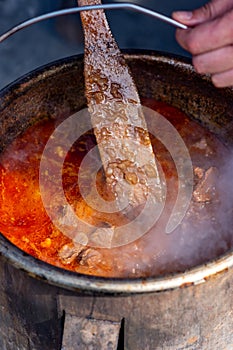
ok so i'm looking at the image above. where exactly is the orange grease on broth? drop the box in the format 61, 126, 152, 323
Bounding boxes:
0, 100, 229, 278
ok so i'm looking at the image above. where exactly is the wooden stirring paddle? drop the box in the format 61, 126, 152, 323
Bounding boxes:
78, 0, 163, 216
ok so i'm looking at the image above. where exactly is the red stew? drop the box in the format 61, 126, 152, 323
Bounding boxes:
0, 100, 231, 277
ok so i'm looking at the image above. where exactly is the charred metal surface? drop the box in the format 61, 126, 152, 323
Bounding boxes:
125, 51, 233, 146
0, 59, 86, 153
0, 51, 233, 349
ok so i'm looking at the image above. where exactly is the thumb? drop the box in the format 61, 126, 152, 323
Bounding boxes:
172, 0, 233, 26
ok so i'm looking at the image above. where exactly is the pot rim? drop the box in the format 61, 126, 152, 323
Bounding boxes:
0, 50, 232, 294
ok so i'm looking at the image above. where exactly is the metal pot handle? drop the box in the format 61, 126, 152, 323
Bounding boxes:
61, 312, 122, 350
0, 3, 187, 44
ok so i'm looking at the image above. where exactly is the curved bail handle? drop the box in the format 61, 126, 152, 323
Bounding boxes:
62, 313, 123, 350
0, 3, 187, 44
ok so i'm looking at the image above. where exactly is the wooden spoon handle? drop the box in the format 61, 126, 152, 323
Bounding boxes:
77, 0, 140, 105
77, 0, 163, 216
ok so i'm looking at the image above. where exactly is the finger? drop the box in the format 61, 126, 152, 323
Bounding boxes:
172, 0, 233, 26
175, 9, 233, 55
212, 69, 233, 87
193, 45, 233, 74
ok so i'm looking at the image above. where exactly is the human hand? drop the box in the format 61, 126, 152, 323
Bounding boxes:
172, 0, 233, 88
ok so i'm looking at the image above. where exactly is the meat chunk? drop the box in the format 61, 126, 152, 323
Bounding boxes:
58, 242, 84, 265
193, 167, 219, 203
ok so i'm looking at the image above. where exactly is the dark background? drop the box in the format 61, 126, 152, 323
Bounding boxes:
0, 0, 206, 89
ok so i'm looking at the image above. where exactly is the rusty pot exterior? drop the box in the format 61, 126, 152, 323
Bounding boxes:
0, 51, 233, 350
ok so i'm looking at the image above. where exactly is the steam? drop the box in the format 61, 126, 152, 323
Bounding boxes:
124, 150, 233, 277
104, 142, 233, 278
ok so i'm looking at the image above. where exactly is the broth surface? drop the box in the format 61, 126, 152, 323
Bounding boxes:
0, 100, 232, 278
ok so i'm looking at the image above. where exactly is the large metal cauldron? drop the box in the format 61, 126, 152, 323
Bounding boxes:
0, 51, 233, 350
